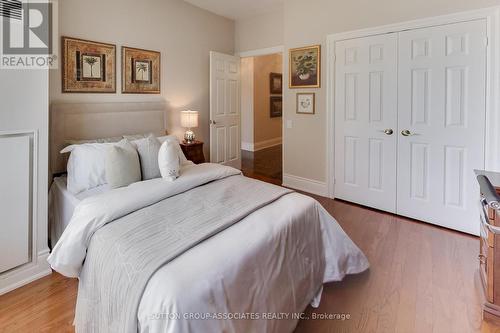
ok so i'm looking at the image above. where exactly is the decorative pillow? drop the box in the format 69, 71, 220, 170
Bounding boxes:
62, 143, 114, 195
158, 140, 180, 181
105, 139, 142, 189
132, 134, 162, 180
158, 135, 191, 166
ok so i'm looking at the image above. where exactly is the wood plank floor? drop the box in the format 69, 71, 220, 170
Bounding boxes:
1, 185, 500, 332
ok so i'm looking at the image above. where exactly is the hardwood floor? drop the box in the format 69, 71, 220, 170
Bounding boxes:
1, 181, 500, 332
241, 145, 282, 184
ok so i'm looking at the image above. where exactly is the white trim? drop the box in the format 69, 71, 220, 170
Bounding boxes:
326, 6, 500, 200
237, 45, 285, 58
241, 141, 254, 151
0, 250, 51, 296
283, 173, 329, 197
242, 137, 282, 152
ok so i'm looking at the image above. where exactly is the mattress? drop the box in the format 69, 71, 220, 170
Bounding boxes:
48, 176, 109, 248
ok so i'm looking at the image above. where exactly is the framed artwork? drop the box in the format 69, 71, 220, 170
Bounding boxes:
270, 96, 282, 118
296, 93, 315, 114
289, 45, 321, 88
270, 72, 282, 94
62, 37, 116, 93
122, 46, 161, 94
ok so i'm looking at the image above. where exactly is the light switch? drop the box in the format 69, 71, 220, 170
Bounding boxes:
286, 120, 293, 129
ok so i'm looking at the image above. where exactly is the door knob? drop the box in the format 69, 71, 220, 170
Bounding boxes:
382, 129, 394, 135
210, 120, 217, 125
401, 129, 412, 137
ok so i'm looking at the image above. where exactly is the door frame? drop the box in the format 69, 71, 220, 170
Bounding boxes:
237, 45, 286, 180
326, 6, 500, 198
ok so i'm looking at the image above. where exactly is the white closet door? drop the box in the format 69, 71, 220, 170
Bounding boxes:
397, 20, 487, 235
334, 33, 398, 212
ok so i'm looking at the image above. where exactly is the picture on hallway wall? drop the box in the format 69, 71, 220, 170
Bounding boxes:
270, 72, 282, 94
62, 37, 116, 93
270, 96, 282, 118
296, 93, 315, 114
122, 46, 161, 94
289, 45, 321, 88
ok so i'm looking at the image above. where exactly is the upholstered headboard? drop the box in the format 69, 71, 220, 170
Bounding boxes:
50, 101, 168, 174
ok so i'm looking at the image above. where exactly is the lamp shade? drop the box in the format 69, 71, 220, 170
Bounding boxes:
180, 110, 199, 128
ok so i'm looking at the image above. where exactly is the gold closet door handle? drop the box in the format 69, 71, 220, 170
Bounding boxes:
383, 129, 394, 135
401, 129, 412, 137
479, 254, 487, 264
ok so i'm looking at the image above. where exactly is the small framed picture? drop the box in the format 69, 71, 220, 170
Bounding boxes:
62, 36, 116, 93
296, 93, 315, 114
270, 96, 282, 118
122, 46, 160, 94
269, 72, 282, 94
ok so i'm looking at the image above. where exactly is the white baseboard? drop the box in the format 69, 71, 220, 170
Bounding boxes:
0, 250, 52, 295
283, 173, 329, 197
241, 141, 254, 151
242, 137, 282, 152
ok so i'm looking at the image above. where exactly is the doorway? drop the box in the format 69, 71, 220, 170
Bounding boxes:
240, 52, 283, 185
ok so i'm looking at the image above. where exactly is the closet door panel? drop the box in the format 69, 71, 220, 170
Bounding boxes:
334, 33, 398, 212
397, 20, 487, 235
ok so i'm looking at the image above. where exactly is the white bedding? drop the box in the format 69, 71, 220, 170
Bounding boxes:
48, 164, 369, 332
48, 177, 109, 248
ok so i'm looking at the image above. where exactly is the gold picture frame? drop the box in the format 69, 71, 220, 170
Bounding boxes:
122, 46, 161, 94
62, 36, 116, 93
289, 45, 321, 89
296, 93, 315, 114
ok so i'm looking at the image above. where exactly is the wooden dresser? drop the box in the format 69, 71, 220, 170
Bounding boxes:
476, 170, 500, 323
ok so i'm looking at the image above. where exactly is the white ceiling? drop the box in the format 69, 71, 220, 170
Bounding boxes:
183, 0, 283, 20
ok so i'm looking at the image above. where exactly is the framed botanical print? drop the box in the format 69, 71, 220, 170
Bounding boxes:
296, 93, 315, 114
270, 96, 282, 118
122, 46, 160, 94
289, 45, 321, 88
270, 72, 282, 94
62, 37, 116, 93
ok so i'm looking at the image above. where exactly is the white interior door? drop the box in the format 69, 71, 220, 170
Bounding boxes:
334, 33, 398, 212
210, 51, 241, 169
397, 20, 487, 235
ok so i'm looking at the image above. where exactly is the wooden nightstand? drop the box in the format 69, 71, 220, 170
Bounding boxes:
180, 140, 205, 164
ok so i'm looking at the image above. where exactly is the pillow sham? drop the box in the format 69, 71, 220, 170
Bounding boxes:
132, 134, 162, 180
105, 139, 142, 189
63, 143, 113, 195
158, 140, 180, 181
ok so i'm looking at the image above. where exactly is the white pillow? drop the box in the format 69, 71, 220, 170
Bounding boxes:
105, 139, 142, 189
132, 134, 162, 180
158, 135, 191, 165
158, 140, 180, 181
63, 143, 113, 194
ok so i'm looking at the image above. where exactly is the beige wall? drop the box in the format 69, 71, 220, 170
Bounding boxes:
235, 6, 284, 52
253, 54, 282, 144
49, 0, 234, 159
278, 0, 500, 183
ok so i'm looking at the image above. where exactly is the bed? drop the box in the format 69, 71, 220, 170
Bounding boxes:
48, 102, 369, 333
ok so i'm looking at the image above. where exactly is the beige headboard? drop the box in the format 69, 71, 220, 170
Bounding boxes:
50, 101, 168, 174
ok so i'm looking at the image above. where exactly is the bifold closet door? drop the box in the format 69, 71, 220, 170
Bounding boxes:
397, 20, 487, 235
334, 33, 398, 212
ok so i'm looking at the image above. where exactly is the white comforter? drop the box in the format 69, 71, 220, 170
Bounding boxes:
48, 164, 369, 333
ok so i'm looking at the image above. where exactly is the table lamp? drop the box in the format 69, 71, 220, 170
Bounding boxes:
180, 110, 199, 143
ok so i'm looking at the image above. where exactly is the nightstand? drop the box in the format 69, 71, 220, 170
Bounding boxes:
180, 140, 205, 164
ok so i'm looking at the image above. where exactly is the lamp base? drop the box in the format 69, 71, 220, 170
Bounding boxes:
184, 130, 195, 144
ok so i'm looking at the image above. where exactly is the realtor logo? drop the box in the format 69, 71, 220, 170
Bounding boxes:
0, 0, 58, 69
